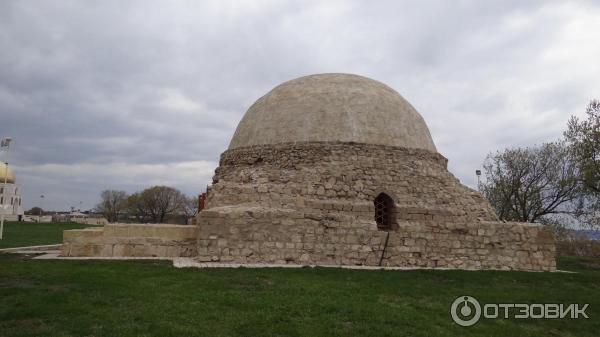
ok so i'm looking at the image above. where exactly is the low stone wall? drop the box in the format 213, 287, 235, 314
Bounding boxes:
73, 217, 109, 226
62, 223, 198, 257
197, 206, 556, 271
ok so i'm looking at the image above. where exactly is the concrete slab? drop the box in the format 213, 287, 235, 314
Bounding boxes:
0, 244, 62, 253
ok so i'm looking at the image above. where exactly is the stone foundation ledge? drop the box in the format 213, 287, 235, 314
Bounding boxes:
176, 260, 565, 272
27, 255, 570, 273
62, 223, 198, 257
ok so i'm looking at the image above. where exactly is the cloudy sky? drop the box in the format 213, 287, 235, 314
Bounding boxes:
1, 0, 599, 211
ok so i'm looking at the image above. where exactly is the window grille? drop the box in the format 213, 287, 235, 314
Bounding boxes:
374, 193, 394, 230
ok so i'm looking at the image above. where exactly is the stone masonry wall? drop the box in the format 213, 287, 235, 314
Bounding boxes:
198, 207, 555, 270
197, 142, 556, 271
62, 224, 197, 257
209, 142, 497, 222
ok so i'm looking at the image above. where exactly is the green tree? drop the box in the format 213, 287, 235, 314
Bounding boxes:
126, 192, 150, 223
565, 99, 600, 228
481, 142, 580, 223
26, 207, 43, 215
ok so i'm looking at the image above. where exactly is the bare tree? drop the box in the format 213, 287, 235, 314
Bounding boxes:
180, 195, 199, 219
96, 190, 128, 223
138, 186, 187, 223
481, 142, 580, 223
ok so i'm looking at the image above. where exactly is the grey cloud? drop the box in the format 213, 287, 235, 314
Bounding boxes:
1, 0, 598, 210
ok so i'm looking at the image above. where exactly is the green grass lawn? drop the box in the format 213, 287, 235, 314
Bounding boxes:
0, 221, 94, 249
0, 255, 598, 337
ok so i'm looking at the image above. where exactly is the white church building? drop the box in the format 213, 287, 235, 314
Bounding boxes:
1, 162, 24, 221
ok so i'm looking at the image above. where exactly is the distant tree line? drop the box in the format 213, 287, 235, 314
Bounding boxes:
480, 99, 600, 230
96, 186, 198, 224
25, 207, 44, 215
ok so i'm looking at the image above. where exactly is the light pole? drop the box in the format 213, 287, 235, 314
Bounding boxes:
0, 136, 12, 240
39, 195, 44, 221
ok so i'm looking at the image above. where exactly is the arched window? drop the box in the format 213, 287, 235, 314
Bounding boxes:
374, 193, 394, 230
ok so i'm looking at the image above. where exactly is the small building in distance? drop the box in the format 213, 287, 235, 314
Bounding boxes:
0, 162, 24, 221
53, 211, 108, 225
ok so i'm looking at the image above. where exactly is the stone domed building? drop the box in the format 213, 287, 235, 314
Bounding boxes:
196, 73, 556, 271
62, 73, 555, 271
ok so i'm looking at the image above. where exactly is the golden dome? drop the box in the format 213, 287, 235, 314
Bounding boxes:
0, 162, 15, 184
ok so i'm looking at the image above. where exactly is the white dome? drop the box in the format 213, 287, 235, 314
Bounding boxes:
229, 73, 436, 152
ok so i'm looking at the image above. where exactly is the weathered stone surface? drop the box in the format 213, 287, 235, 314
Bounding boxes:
196, 142, 556, 271
229, 73, 437, 152
62, 224, 198, 257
